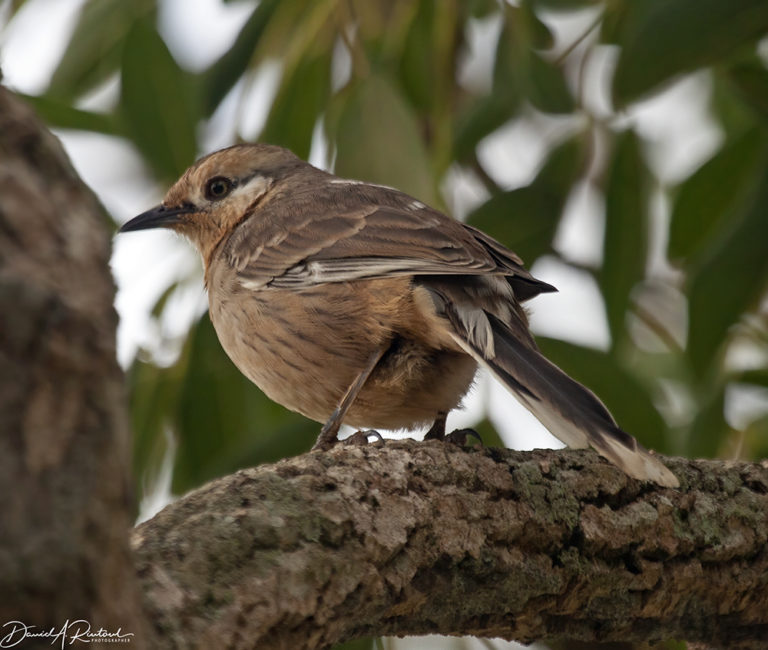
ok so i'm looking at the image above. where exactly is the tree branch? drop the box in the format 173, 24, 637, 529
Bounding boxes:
133, 441, 768, 649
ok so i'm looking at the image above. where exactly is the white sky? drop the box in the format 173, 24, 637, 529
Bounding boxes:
1, 0, 746, 457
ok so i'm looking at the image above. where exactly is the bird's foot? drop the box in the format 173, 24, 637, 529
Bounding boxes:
313, 420, 383, 450
444, 428, 483, 447
343, 429, 384, 446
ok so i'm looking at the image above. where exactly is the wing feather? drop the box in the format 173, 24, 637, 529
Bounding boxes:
223, 183, 553, 294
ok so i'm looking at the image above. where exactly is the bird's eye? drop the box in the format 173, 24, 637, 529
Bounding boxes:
205, 176, 234, 201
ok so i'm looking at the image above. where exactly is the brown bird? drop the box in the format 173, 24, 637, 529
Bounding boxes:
120, 143, 678, 487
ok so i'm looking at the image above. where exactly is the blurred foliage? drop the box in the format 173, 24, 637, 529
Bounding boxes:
5, 0, 768, 603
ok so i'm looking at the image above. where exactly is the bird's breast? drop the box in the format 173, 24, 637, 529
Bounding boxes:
206, 268, 476, 429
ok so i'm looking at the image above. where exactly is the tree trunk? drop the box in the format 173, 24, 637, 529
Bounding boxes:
0, 87, 146, 646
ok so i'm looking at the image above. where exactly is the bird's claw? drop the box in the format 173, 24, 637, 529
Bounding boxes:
343, 429, 384, 446
444, 428, 483, 447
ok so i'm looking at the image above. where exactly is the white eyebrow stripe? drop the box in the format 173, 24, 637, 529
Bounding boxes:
231, 174, 271, 199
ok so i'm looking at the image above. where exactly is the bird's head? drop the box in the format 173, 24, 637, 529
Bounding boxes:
119, 143, 305, 261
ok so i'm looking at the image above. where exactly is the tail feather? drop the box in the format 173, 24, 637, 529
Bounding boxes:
443, 304, 678, 488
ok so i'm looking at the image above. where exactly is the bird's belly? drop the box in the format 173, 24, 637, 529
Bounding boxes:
208, 279, 476, 430
345, 338, 477, 430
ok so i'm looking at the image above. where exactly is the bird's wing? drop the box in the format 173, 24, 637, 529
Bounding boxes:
272, 206, 500, 287
225, 197, 553, 297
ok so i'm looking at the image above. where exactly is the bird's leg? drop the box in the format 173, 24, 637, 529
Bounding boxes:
423, 412, 447, 440
424, 412, 483, 447
312, 347, 388, 450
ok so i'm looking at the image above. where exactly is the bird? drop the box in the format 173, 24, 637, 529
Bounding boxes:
119, 143, 678, 488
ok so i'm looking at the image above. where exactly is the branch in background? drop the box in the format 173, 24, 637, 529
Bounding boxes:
133, 441, 768, 649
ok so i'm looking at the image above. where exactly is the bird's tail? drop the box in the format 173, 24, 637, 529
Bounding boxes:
443, 303, 678, 487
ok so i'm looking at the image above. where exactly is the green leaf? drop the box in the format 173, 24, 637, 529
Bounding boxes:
743, 413, 768, 461
466, 187, 558, 265
492, 6, 530, 94
736, 369, 768, 390
17, 93, 120, 135
668, 127, 768, 265
600, 1, 629, 46
260, 50, 331, 160
600, 131, 650, 348
120, 20, 199, 181
47, 0, 155, 100
726, 60, 768, 125
536, 337, 670, 452
172, 317, 316, 493
399, 0, 456, 115
515, 4, 563, 101
252, 0, 337, 94
520, 1, 555, 51
6, 0, 31, 18
710, 70, 764, 138
454, 92, 522, 162
684, 387, 728, 458
401, 0, 459, 172
329, 75, 438, 205
464, 0, 499, 19
203, 0, 336, 121
612, 0, 768, 106
473, 417, 506, 450
467, 136, 585, 264
687, 168, 768, 375
454, 6, 528, 161
128, 355, 184, 503
200, 0, 281, 116
150, 281, 180, 319
454, 5, 570, 160
527, 52, 574, 115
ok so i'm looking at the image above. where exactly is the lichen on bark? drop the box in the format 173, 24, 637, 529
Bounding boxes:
133, 441, 768, 649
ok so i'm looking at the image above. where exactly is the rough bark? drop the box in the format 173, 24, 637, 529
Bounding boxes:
0, 87, 146, 644
133, 442, 768, 649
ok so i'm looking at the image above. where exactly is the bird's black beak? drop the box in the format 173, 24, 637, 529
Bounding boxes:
119, 204, 194, 232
